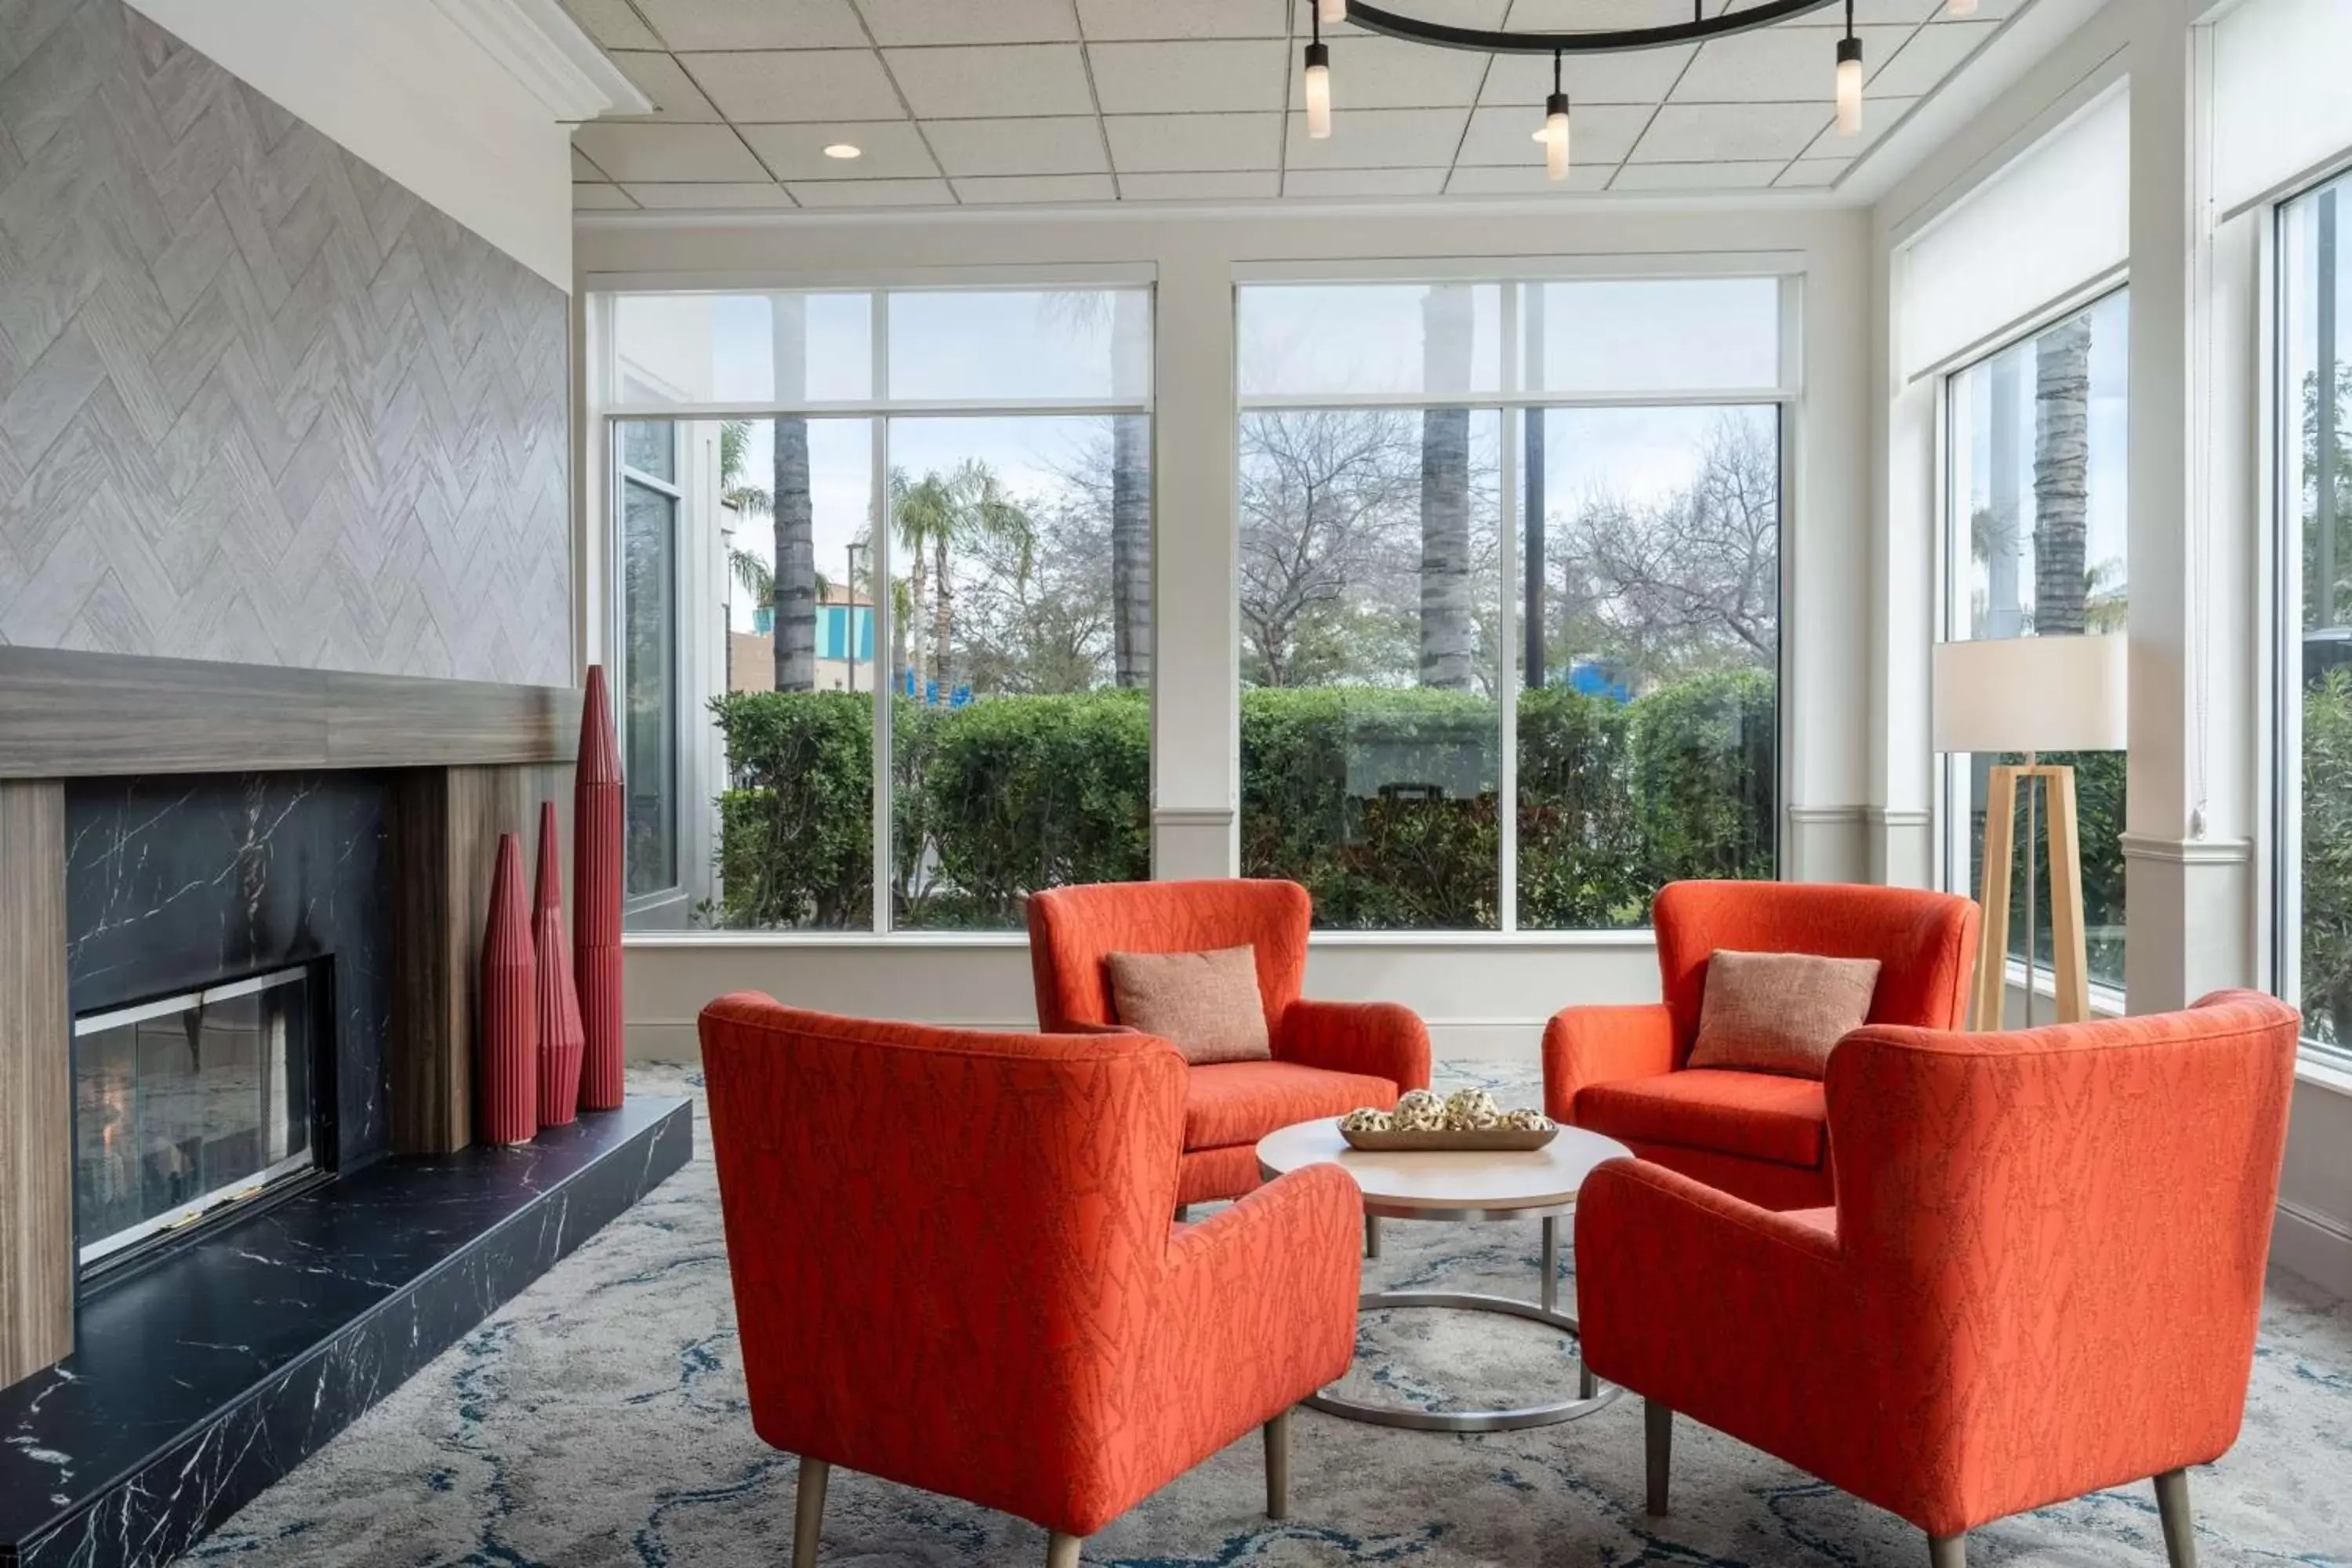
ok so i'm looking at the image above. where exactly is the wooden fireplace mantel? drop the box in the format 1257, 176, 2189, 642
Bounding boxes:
0, 646, 582, 776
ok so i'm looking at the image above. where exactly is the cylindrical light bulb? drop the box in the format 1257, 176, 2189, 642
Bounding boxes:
1318, 0, 1346, 22
1948, 0, 1978, 13
1835, 37, 1864, 136
1543, 91, 1570, 183
1305, 42, 1331, 140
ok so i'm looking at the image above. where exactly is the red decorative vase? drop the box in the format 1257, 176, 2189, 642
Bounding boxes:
479, 831, 539, 1145
575, 664, 626, 1111
534, 801, 586, 1127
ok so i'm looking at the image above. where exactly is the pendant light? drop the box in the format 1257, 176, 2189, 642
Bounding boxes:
1948, 0, 1979, 13
1318, 0, 1346, 20
1834, 0, 1863, 137
1541, 50, 1570, 183
1304, 1, 1333, 140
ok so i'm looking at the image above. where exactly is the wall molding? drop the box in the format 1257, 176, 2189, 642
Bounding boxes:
2117, 833, 2256, 866
1787, 804, 1866, 825
429, 0, 651, 122
2274, 1196, 2352, 1301
1153, 806, 1236, 827
1864, 806, 1933, 827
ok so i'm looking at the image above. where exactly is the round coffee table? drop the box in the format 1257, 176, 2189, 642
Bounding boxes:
1255, 1116, 1633, 1433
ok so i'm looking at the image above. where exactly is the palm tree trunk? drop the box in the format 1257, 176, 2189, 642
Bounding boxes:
771, 295, 817, 690
1110, 289, 1152, 688
932, 535, 953, 691
2033, 316, 2092, 636
1419, 284, 1475, 690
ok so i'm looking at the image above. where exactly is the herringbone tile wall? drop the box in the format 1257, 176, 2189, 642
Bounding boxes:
0, 0, 572, 684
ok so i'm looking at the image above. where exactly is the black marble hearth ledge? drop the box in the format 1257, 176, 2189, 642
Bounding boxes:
0, 1098, 692, 1568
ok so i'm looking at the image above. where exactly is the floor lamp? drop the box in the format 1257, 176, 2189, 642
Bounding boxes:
1933, 634, 2127, 1029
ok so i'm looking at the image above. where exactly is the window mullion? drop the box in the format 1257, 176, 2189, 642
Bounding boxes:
1498, 286, 1520, 935
870, 299, 893, 936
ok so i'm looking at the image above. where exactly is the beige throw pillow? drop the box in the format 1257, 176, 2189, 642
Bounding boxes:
1105, 946, 1271, 1066
1686, 949, 1881, 1080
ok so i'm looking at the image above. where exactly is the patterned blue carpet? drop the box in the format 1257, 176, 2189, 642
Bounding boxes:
194, 1063, 2352, 1566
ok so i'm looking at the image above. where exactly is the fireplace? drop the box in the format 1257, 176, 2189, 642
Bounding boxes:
73, 964, 327, 1278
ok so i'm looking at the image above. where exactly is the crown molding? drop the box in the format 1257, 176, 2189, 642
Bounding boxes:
2116, 832, 2255, 866
430, 0, 651, 122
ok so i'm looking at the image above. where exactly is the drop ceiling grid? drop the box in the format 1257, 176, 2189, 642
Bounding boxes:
564, 0, 2022, 211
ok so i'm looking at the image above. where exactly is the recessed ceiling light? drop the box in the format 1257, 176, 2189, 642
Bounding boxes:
823, 143, 862, 160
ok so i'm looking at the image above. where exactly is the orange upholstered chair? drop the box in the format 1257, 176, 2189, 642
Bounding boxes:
1544, 880, 1979, 1210
1575, 989, 2299, 1568
699, 994, 1362, 1568
1027, 879, 1432, 1208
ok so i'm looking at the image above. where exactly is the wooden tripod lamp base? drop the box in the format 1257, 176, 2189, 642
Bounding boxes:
1971, 761, 2091, 1029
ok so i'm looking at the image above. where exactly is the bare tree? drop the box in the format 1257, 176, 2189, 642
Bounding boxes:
1238, 409, 1420, 687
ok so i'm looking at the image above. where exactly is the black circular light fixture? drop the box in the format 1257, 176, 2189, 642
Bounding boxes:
1301, 0, 1970, 173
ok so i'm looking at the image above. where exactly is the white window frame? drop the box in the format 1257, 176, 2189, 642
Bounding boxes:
594, 277, 1156, 939
1229, 267, 1799, 935
614, 418, 687, 920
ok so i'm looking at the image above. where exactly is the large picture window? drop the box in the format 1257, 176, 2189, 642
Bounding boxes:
1234, 278, 1786, 931
2279, 172, 2352, 1066
605, 287, 1152, 933
1941, 289, 2130, 990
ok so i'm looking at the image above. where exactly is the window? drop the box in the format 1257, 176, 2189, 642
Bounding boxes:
2279, 172, 2352, 1066
1941, 289, 2130, 989
606, 287, 1152, 933
1234, 278, 1785, 931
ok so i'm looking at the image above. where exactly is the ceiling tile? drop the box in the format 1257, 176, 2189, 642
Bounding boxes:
1445, 161, 1614, 194
572, 146, 610, 180
739, 120, 939, 179
681, 50, 905, 121
622, 181, 797, 207
1116, 169, 1283, 198
1283, 167, 1452, 197
1611, 158, 1786, 189
1505, 0, 1715, 25
1283, 107, 1470, 169
1866, 19, 2000, 98
883, 44, 1098, 117
924, 116, 1109, 176
1340, 0, 1507, 30
1671, 24, 1911, 102
633, 0, 869, 49
1629, 100, 1828, 161
1103, 112, 1282, 172
1479, 45, 1695, 107
953, 173, 1120, 203
1457, 102, 1646, 166
855, 0, 1080, 45
605, 52, 724, 121
1089, 40, 1290, 114
1798, 94, 1916, 156
1283, 34, 1490, 110
786, 177, 958, 206
1766, 0, 1946, 24
560, 0, 662, 50
571, 122, 770, 181
572, 183, 641, 209
1774, 157, 1852, 187
1077, 0, 1287, 39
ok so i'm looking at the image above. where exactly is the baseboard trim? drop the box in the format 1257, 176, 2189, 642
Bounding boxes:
2274, 1197, 2352, 1300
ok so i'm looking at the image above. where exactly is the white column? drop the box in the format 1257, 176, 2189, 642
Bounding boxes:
1149, 238, 1240, 880
2122, 0, 2257, 1011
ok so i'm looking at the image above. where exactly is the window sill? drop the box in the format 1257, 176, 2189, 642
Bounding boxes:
2296, 1054, 2352, 1100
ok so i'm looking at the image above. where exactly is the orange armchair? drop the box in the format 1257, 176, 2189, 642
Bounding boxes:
1027, 879, 1432, 1207
699, 995, 1362, 1567
1544, 879, 1980, 1210
1574, 990, 2299, 1568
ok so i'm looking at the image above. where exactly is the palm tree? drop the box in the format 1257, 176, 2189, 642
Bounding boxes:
929, 462, 1035, 688
2032, 314, 2092, 635
890, 466, 954, 690
771, 296, 818, 690
1040, 291, 1152, 688
1419, 283, 1476, 689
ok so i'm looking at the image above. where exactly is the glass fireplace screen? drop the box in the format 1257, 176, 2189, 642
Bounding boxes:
74, 965, 317, 1272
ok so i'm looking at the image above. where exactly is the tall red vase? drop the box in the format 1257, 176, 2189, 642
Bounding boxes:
575, 664, 626, 1111
479, 831, 539, 1145
534, 801, 586, 1127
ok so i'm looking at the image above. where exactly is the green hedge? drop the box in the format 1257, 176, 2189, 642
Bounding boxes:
708, 673, 1780, 931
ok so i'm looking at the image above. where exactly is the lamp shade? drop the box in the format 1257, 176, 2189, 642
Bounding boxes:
1933, 634, 2127, 754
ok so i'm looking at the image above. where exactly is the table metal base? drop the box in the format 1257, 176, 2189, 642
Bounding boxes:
1307, 1214, 1621, 1432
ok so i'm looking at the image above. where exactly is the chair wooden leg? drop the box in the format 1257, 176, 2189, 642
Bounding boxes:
1365, 1214, 1381, 1258
1174, 1203, 1190, 1223
1643, 1399, 1671, 1516
2154, 1468, 2198, 1568
1263, 1408, 1291, 1520
1046, 1531, 1083, 1568
792, 1457, 829, 1568
1927, 1533, 1966, 1568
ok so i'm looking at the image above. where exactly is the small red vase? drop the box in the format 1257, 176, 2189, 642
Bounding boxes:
533, 802, 586, 1127
574, 665, 625, 1112
479, 831, 539, 1145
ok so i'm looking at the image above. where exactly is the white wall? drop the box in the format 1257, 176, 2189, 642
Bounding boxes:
577, 198, 1875, 1064
127, 0, 582, 289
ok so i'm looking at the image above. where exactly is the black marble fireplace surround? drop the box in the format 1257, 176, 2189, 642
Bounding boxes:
0, 774, 691, 1568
